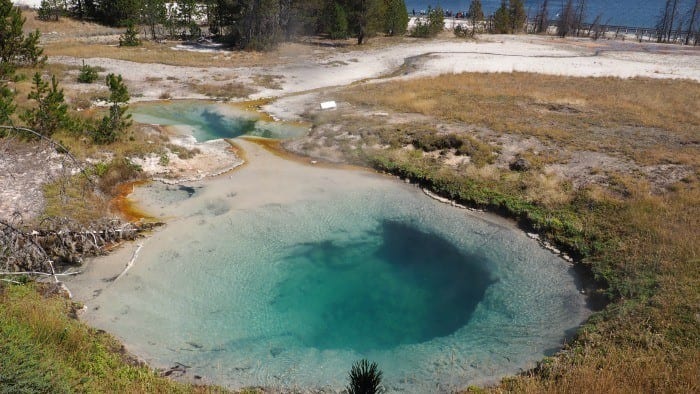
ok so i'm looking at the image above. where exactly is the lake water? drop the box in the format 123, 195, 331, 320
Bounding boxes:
74, 118, 591, 392
407, 0, 696, 28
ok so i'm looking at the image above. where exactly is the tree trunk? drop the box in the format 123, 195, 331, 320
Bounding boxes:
658, 0, 671, 42
686, 0, 699, 45
668, 0, 679, 42
575, 0, 586, 36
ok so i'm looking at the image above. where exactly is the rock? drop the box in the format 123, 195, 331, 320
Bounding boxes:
509, 157, 531, 172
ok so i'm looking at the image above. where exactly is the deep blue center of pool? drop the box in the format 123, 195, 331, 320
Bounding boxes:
272, 220, 494, 352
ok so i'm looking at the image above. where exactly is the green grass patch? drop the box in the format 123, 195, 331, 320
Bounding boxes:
0, 283, 228, 393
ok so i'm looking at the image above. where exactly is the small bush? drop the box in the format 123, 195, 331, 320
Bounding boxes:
166, 143, 200, 159
159, 153, 170, 166
454, 24, 472, 38
77, 61, 99, 83
411, 132, 495, 164
412, 132, 463, 151
410, 6, 444, 38
97, 157, 143, 195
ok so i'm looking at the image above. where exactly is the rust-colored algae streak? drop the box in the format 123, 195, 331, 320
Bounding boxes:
242, 136, 368, 171
110, 180, 152, 222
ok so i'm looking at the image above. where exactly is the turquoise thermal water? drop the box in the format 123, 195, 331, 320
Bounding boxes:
84, 172, 589, 392
130, 101, 307, 141
82, 107, 589, 391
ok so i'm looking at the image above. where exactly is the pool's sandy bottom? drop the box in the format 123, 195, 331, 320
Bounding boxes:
69, 139, 590, 393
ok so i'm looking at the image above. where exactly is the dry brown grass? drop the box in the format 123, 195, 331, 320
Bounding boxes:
21, 9, 122, 37
342, 73, 700, 166
43, 40, 291, 68
42, 175, 107, 224
495, 346, 700, 393
42, 36, 413, 69
494, 180, 700, 393
251, 74, 284, 90
188, 81, 256, 99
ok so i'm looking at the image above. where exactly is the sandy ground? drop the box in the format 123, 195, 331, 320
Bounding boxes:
2, 33, 698, 222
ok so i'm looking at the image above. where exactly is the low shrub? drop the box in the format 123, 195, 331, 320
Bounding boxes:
77, 61, 99, 83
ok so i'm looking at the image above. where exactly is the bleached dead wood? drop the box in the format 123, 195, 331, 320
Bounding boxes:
1, 217, 158, 272
0, 271, 81, 277
114, 243, 143, 282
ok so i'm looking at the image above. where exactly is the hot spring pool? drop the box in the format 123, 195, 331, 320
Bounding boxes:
131, 101, 308, 141
73, 138, 589, 392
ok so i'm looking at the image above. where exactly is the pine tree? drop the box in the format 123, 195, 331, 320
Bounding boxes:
20, 73, 69, 137
427, 5, 444, 35
326, 1, 349, 39
409, 5, 443, 37
509, 0, 526, 33
0, 0, 45, 78
493, 0, 511, 33
240, 0, 282, 50
37, 0, 65, 22
119, 20, 141, 46
468, 0, 484, 34
383, 0, 408, 36
534, 0, 549, 34
345, 0, 383, 44
77, 60, 99, 83
95, 0, 140, 26
1, 0, 44, 127
573, 0, 587, 36
0, 82, 14, 125
140, 0, 166, 40
93, 74, 131, 144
